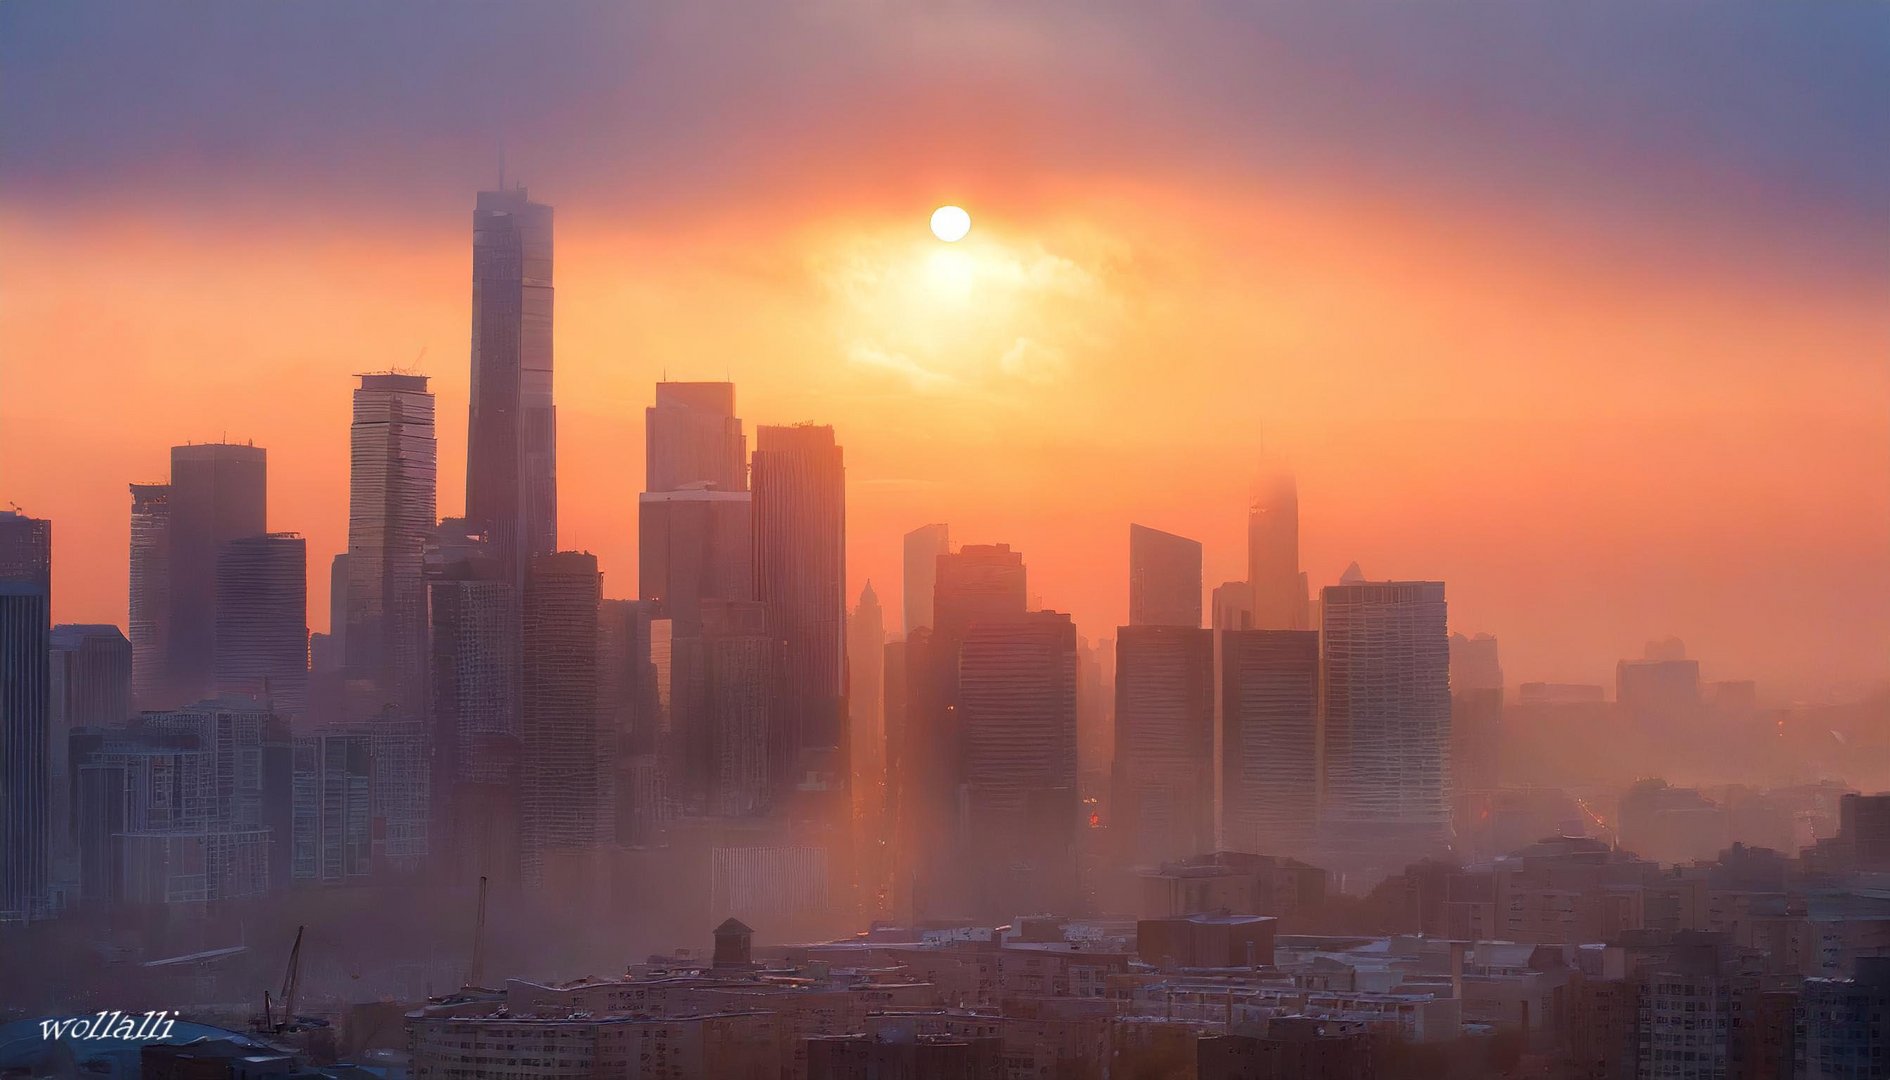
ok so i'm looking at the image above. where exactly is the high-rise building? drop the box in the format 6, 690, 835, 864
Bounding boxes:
959, 610, 1079, 917
1247, 472, 1308, 631
49, 625, 131, 889
1221, 629, 1319, 856
638, 490, 753, 633
599, 598, 674, 844
934, 544, 1027, 641
848, 581, 885, 807
214, 533, 308, 718
674, 599, 773, 818
465, 187, 556, 591
292, 730, 373, 885
0, 510, 52, 919
1319, 576, 1450, 840
426, 519, 521, 884
751, 423, 847, 805
127, 483, 172, 710
1211, 581, 1255, 631
167, 442, 267, 705
646, 382, 747, 493
902, 523, 950, 637
1128, 524, 1203, 628
1449, 632, 1504, 798
345, 372, 437, 717
140, 697, 285, 903
1113, 625, 1215, 866
521, 551, 601, 883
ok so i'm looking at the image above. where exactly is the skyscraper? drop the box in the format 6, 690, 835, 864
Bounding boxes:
1449, 632, 1504, 797
127, 483, 171, 711
0, 510, 52, 919
1211, 580, 1255, 631
345, 372, 437, 717
1221, 629, 1320, 856
902, 523, 950, 637
677, 599, 773, 818
959, 610, 1079, 917
521, 551, 601, 883
848, 581, 885, 805
167, 442, 267, 705
639, 490, 753, 632
645, 381, 747, 493
1247, 472, 1308, 631
50, 625, 131, 887
214, 532, 309, 718
1319, 576, 1450, 841
465, 187, 556, 590
752, 423, 847, 805
426, 520, 521, 884
1113, 625, 1215, 866
1128, 523, 1203, 628
934, 543, 1028, 641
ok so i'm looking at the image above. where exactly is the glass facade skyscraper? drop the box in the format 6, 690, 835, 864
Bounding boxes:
346, 372, 437, 718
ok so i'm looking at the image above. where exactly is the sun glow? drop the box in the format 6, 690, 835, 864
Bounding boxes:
930, 205, 971, 242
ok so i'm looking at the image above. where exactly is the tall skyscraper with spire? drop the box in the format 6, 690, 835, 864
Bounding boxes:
345, 373, 437, 717
752, 423, 848, 807
1247, 472, 1308, 630
465, 187, 556, 590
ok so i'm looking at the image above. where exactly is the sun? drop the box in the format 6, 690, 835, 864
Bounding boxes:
930, 205, 971, 243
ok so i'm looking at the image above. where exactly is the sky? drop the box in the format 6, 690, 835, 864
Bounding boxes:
2, 1, 1887, 696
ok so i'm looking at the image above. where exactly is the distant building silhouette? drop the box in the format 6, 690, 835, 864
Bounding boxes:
1113, 625, 1215, 867
166, 442, 266, 706
426, 520, 521, 884
521, 551, 601, 884
645, 382, 747, 493
1247, 473, 1308, 630
959, 610, 1079, 917
1449, 633, 1504, 798
676, 599, 773, 817
902, 523, 950, 637
1128, 524, 1203, 628
1220, 629, 1320, 857
127, 483, 171, 710
1212, 580, 1256, 631
213, 533, 308, 718
1319, 575, 1450, 843
465, 187, 556, 591
49, 624, 130, 891
752, 423, 848, 808
848, 581, 885, 818
0, 509, 52, 919
344, 373, 437, 718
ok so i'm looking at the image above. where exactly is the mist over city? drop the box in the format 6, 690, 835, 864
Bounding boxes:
2, 3, 1888, 1079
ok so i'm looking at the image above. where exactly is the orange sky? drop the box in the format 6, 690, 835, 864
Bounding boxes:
2, 165, 1885, 696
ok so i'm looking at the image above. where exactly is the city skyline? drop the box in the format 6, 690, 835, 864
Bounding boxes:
2, 4, 1887, 694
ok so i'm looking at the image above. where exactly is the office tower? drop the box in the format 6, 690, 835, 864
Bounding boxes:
426, 520, 521, 883
49, 625, 131, 887
1320, 576, 1451, 840
345, 372, 437, 717
292, 731, 373, 885
1247, 472, 1308, 630
328, 553, 349, 665
128, 483, 172, 710
902, 523, 950, 637
1113, 625, 1215, 866
848, 581, 885, 800
521, 551, 601, 883
673, 599, 773, 817
167, 442, 267, 705
371, 719, 431, 876
934, 543, 1028, 640
1221, 629, 1320, 856
1128, 524, 1203, 628
1449, 632, 1504, 797
0, 510, 52, 919
646, 382, 747, 493
1212, 581, 1256, 631
214, 532, 308, 718
751, 423, 848, 804
140, 699, 284, 902
465, 187, 556, 590
600, 598, 674, 844
958, 610, 1079, 916
639, 490, 753, 632
1617, 645, 1702, 724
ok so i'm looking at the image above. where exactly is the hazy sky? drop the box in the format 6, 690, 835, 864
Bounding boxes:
3, 1, 1886, 695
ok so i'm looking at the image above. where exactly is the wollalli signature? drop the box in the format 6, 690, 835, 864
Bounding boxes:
38, 1012, 178, 1042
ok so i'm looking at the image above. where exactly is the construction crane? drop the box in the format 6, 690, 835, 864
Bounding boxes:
258, 926, 306, 1034
468, 876, 488, 988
